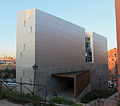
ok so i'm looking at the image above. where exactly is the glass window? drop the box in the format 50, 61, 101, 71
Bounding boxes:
86, 37, 90, 42
86, 42, 91, 48
85, 37, 92, 63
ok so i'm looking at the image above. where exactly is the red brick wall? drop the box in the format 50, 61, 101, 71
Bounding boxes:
115, 0, 120, 92
108, 48, 117, 77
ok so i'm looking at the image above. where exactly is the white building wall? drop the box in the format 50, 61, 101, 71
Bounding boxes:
16, 9, 36, 84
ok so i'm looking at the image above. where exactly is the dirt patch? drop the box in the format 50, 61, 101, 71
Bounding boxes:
0, 100, 23, 106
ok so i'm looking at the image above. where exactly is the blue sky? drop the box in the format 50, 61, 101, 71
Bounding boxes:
0, 0, 116, 56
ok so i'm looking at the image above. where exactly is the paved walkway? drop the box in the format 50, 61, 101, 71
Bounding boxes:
88, 92, 118, 106
101, 92, 118, 106
0, 100, 23, 106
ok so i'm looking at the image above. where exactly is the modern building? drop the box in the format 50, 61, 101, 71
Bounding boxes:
108, 48, 118, 83
16, 9, 108, 99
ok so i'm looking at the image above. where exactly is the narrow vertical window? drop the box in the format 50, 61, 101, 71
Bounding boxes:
30, 26, 32, 33
20, 78, 22, 82
24, 44, 25, 50
24, 21, 26, 27
85, 37, 93, 63
23, 71, 25, 77
20, 52, 22, 59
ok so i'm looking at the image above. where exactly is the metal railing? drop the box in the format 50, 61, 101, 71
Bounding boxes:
0, 80, 47, 103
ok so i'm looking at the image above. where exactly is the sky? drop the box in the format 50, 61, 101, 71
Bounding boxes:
0, 0, 117, 56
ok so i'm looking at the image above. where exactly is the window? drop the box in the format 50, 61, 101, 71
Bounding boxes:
20, 78, 22, 83
86, 42, 91, 48
85, 37, 90, 42
24, 21, 26, 27
85, 37, 92, 63
30, 79, 32, 83
23, 71, 25, 77
30, 26, 32, 33
86, 52, 92, 62
20, 52, 22, 59
24, 44, 25, 50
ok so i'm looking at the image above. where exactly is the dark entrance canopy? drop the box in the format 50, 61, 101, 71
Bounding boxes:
52, 70, 90, 98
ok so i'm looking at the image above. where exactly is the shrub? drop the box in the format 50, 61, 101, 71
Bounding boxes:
48, 97, 74, 105
48, 97, 82, 106
0, 90, 43, 105
81, 90, 117, 103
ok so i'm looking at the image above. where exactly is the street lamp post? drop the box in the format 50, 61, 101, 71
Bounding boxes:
32, 63, 38, 94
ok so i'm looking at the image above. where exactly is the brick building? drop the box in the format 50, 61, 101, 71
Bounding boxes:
115, 0, 120, 92
108, 48, 118, 82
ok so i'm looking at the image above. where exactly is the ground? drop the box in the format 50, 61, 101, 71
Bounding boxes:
0, 100, 23, 106
88, 92, 118, 106
0, 92, 118, 106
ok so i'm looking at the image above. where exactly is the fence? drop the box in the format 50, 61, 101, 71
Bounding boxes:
0, 80, 47, 103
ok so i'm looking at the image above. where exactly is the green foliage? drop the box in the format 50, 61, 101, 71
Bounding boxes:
0, 90, 83, 106
48, 97, 74, 105
0, 90, 43, 105
81, 90, 117, 103
48, 97, 82, 106
117, 102, 120, 106
0, 68, 16, 79
71, 104, 82, 106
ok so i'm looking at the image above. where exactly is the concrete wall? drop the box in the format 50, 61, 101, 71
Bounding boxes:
16, 9, 36, 84
90, 64, 108, 90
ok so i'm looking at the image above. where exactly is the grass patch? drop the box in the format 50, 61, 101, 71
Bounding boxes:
48, 97, 82, 106
0, 90, 82, 106
0, 90, 43, 105
81, 89, 117, 103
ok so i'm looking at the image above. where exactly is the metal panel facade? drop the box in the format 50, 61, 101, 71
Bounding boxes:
93, 32, 108, 64
35, 9, 86, 67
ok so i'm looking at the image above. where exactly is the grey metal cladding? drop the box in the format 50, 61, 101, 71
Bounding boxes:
93, 32, 107, 64
35, 9, 86, 67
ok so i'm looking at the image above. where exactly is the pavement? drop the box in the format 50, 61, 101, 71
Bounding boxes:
100, 92, 118, 106
88, 92, 118, 106
0, 100, 23, 106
